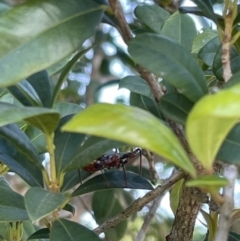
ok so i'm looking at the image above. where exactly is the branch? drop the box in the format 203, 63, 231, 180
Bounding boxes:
94, 171, 184, 235
108, 0, 163, 101
214, 165, 237, 241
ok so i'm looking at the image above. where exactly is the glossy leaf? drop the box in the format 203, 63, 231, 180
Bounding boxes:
54, 102, 84, 118
52, 48, 91, 106
198, 36, 220, 66
27, 228, 50, 240
0, 0, 103, 88
192, 29, 218, 53
186, 86, 240, 170
159, 93, 194, 125
24, 187, 66, 222
161, 11, 197, 52
0, 176, 29, 221
50, 218, 102, 241
128, 34, 208, 102
217, 124, 240, 164
62, 103, 196, 177
0, 124, 44, 187
213, 45, 240, 82
134, 4, 170, 34
71, 171, 153, 197
27, 70, 53, 108
119, 76, 154, 100
7, 80, 43, 107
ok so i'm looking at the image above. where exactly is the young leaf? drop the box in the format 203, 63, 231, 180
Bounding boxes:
128, 33, 208, 102
186, 86, 240, 170
161, 11, 197, 52
24, 187, 66, 222
0, 0, 103, 88
170, 178, 184, 215
0, 176, 29, 221
71, 171, 153, 197
62, 103, 196, 177
134, 4, 170, 34
50, 219, 102, 241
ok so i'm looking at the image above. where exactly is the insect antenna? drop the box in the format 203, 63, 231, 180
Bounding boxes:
78, 169, 83, 185
122, 164, 128, 187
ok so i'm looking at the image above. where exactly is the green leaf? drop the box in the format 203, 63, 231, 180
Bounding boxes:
27, 71, 53, 108
192, 29, 218, 53
159, 93, 194, 125
50, 218, 102, 241
161, 11, 197, 52
134, 4, 170, 34
92, 189, 128, 240
71, 171, 153, 197
52, 48, 91, 106
8, 80, 43, 107
0, 0, 103, 88
0, 176, 29, 221
170, 178, 184, 215
213, 45, 240, 81
24, 187, 66, 222
62, 203, 75, 216
62, 103, 196, 177
27, 228, 50, 240
54, 102, 84, 118
198, 36, 220, 66
217, 123, 240, 164
228, 231, 240, 241
223, 71, 240, 89
200, 209, 216, 241
186, 176, 229, 189
186, 86, 240, 170
0, 102, 60, 134
128, 33, 208, 102
0, 124, 44, 187
119, 76, 154, 100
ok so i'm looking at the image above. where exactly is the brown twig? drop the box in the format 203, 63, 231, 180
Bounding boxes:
214, 165, 237, 241
94, 171, 184, 235
108, 0, 163, 101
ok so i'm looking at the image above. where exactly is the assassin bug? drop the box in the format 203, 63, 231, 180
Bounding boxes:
81, 148, 142, 186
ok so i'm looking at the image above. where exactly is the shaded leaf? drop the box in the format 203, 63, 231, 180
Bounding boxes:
62, 103, 196, 177
119, 76, 154, 100
27, 228, 50, 240
170, 178, 183, 215
54, 102, 84, 118
186, 86, 240, 170
63, 203, 75, 216
228, 231, 240, 241
161, 11, 197, 52
230, 209, 240, 225
134, 4, 170, 34
72, 171, 154, 197
128, 34, 208, 102
159, 93, 194, 125
200, 209, 216, 241
25, 187, 66, 222
50, 218, 102, 241
223, 71, 240, 89
0, 0, 103, 88
0, 176, 29, 221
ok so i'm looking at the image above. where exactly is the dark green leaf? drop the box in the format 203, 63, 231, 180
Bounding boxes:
128, 34, 208, 102
71, 171, 153, 197
198, 36, 220, 66
223, 71, 240, 89
25, 187, 66, 222
62, 203, 75, 216
0, 124, 44, 187
217, 124, 240, 163
62, 103, 196, 177
27, 71, 53, 108
134, 4, 170, 34
54, 102, 84, 118
50, 219, 102, 241
129, 92, 146, 109
8, 80, 43, 107
0, 176, 29, 221
0, 0, 103, 88
161, 11, 197, 52
159, 93, 194, 125
228, 231, 240, 241
119, 76, 154, 100
213, 45, 240, 81
27, 228, 50, 240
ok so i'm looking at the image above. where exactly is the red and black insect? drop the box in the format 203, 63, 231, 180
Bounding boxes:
81, 148, 142, 186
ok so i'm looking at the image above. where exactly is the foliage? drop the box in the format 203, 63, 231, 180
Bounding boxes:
0, 0, 240, 240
